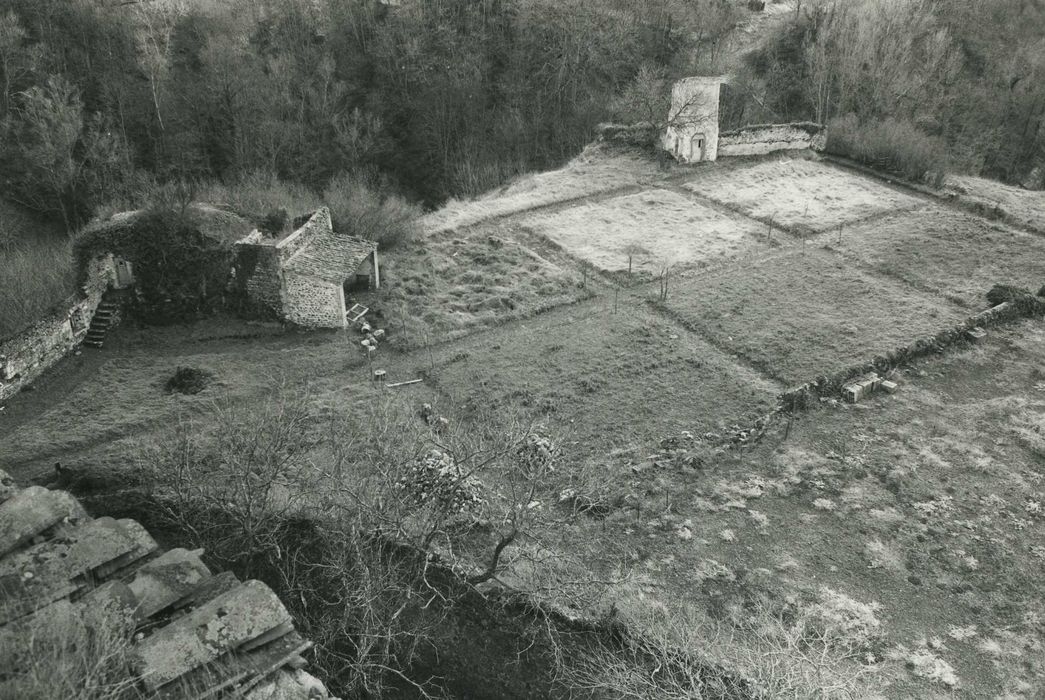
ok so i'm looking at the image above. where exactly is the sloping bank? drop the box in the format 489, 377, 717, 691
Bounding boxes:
73, 487, 760, 699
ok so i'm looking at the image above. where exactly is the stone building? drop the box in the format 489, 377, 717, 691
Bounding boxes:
234, 207, 380, 329
663, 76, 726, 163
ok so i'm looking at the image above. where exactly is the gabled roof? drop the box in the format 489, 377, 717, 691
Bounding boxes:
282, 210, 376, 283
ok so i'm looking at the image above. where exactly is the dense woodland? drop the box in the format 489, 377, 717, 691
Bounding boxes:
1, 0, 1044, 335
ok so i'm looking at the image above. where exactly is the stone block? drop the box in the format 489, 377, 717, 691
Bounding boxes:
0, 469, 18, 504
135, 579, 295, 692
0, 517, 156, 622
129, 548, 211, 619
967, 326, 987, 343
881, 380, 899, 394
0, 487, 86, 558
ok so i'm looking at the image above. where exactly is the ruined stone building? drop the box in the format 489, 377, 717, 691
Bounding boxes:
663, 76, 725, 163
234, 207, 380, 329
663, 76, 825, 162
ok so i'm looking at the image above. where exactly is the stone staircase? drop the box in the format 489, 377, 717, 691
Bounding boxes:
0, 469, 339, 699
83, 296, 121, 348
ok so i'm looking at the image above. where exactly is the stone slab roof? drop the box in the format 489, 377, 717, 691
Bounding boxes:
0, 469, 339, 699
276, 208, 377, 284
284, 230, 377, 284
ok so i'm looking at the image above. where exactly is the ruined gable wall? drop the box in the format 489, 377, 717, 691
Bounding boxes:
0, 255, 114, 401
277, 208, 333, 265
283, 273, 344, 328
234, 243, 285, 319
718, 123, 825, 157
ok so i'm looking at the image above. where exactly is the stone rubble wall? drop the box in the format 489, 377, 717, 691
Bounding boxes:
0, 255, 115, 402
713, 295, 1045, 449
277, 208, 333, 263
0, 470, 339, 700
236, 243, 286, 319
283, 273, 344, 328
718, 123, 826, 158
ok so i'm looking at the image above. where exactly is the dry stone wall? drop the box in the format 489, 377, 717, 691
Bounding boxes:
718, 123, 825, 158
0, 255, 114, 402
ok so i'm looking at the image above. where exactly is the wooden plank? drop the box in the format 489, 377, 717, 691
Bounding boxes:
386, 378, 423, 388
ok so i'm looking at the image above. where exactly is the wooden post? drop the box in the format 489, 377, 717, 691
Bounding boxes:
614, 286, 619, 314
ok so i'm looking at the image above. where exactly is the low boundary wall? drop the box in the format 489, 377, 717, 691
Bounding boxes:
0, 255, 114, 402
721, 294, 1045, 447
718, 122, 825, 158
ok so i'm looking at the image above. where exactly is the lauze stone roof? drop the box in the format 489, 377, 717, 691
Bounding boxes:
0, 469, 338, 699
282, 209, 376, 284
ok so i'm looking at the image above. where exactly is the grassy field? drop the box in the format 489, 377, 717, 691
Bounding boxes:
422, 143, 668, 233
5, 146, 1045, 698
374, 220, 587, 346
946, 175, 1045, 234
686, 157, 924, 234
519, 188, 771, 274
531, 320, 1045, 699
817, 206, 1045, 308
419, 298, 781, 459
661, 247, 968, 385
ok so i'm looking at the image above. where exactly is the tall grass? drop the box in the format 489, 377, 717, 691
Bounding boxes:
825, 114, 950, 187
0, 202, 76, 339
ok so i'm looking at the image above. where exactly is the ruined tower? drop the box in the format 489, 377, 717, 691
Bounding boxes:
663, 76, 725, 163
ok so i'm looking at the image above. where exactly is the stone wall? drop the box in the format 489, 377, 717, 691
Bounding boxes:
277, 208, 332, 263
283, 273, 344, 328
0, 255, 114, 402
235, 241, 285, 319
718, 122, 825, 158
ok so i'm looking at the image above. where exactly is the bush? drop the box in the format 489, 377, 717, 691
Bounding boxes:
196, 171, 322, 223
826, 114, 949, 187
323, 173, 420, 249
986, 283, 1032, 307
164, 366, 214, 395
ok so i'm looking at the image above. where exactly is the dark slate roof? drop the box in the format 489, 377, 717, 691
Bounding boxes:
0, 469, 338, 700
283, 230, 377, 284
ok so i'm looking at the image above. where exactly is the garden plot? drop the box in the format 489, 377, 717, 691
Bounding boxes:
422, 299, 780, 457
380, 221, 586, 345
686, 157, 924, 233
519, 188, 770, 274
662, 247, 967, 385
422, 143, 665, 233
818, 207, 1045, 307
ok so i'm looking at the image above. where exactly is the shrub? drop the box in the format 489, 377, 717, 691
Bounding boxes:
323, 173, 420, 249
826, 114, 949, 187
986, 283, 1031, 307
164, 366, 214, 395
196, 170, 322, 223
